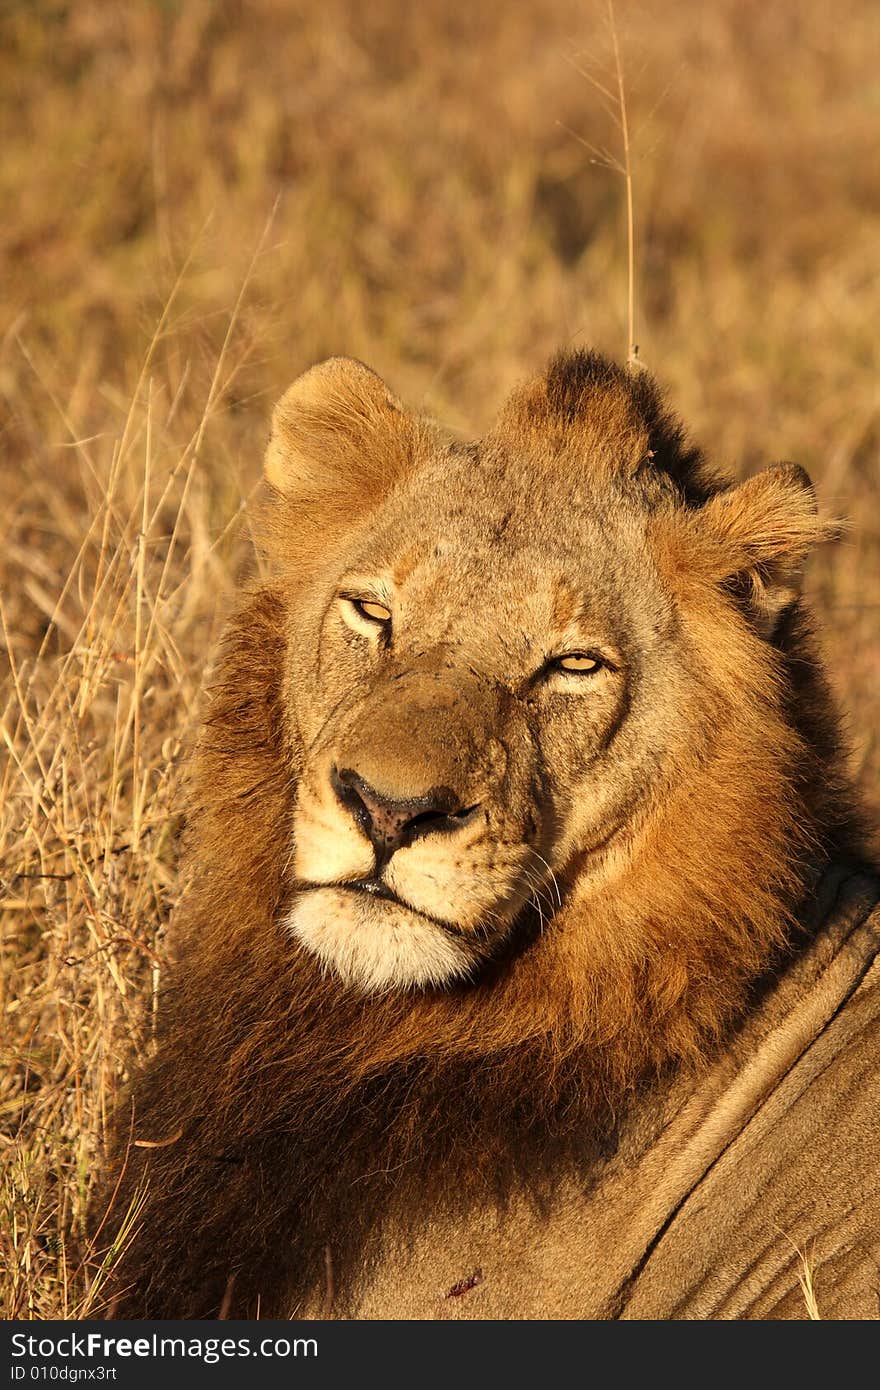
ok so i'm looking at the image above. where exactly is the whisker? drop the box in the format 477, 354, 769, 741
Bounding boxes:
527, 848, 563, 908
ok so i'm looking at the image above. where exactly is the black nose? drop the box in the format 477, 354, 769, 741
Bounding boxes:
332, 767, 479, 863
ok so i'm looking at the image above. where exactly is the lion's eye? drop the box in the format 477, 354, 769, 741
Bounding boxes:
352, 598, 391, 624
553, 653, 603, 675
339, 591, 395, 641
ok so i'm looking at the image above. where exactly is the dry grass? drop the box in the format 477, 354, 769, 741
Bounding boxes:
1, 0, 877, 1319
797, 1245, 823, 1321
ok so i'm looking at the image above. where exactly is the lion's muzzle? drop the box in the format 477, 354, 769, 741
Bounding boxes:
286, 663, 545, 992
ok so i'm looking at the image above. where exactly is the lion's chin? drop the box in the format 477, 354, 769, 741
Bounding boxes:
285, 887, 478, 994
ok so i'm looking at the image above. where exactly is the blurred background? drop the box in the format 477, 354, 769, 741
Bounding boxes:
1, 0, 878, 1316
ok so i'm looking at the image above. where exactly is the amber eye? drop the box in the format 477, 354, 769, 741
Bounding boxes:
354, 598, 391, 624
339, 592, 394, 640
553, 653, 603, 675
342, 596, 393, 628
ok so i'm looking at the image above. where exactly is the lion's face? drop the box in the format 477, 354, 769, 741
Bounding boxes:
266, 356, 827, 993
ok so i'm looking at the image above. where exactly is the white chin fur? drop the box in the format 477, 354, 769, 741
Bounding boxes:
286, 887, 476, 994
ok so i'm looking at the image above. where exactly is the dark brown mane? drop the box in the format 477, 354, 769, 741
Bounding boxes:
495, 348, 720, 502
544, 350, 715, 501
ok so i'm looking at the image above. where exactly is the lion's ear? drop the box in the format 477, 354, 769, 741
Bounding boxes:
264, 357, 419, 514
694, 463, 839, 638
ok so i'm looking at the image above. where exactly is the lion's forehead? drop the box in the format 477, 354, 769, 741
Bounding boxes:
347, 475, 669, 652
395, 448, 651, 545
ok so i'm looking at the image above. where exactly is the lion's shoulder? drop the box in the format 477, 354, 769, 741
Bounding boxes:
330, 867, 880, 1319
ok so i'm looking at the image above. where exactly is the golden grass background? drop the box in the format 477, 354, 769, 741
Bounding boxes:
1, 0, 878, 1317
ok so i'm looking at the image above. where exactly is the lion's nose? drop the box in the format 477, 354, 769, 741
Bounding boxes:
332, 766, 480, 863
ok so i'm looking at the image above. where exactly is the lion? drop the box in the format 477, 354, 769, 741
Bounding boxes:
92, 350, 880, 1319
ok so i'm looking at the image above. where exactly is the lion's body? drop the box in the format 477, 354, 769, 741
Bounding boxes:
93, 352, 878, 1320
327, 868, 880, 1319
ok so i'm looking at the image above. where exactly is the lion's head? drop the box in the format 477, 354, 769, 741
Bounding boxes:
261, 351, 839, 998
